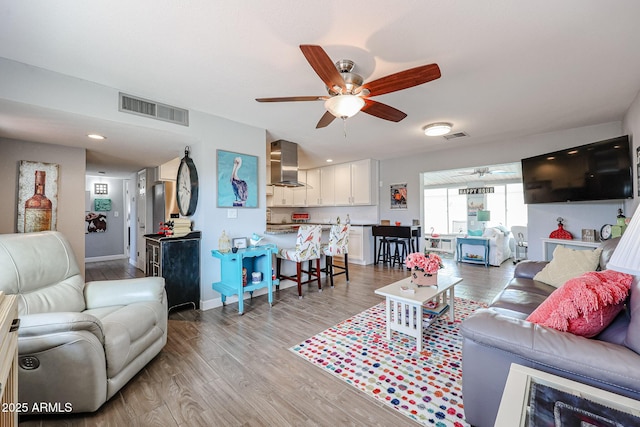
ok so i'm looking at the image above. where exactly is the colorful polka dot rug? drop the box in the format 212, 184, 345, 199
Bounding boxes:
290, 297, 486, 427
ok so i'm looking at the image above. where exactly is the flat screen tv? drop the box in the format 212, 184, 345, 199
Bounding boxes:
521, 135, 632, 204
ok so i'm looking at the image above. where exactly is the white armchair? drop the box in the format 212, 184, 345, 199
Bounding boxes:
0, 231, 167, 413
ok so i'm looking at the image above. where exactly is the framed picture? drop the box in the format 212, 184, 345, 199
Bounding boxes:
17, 160, 59, 233
390, 183, 407, 209
232, 237, 247, 249
217, 150, 258, 208
94, 198, 112, 211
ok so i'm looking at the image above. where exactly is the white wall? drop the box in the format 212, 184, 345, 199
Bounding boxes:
379, 121, 627, 260
185, 112, 267, 308
623, 88, 640, 213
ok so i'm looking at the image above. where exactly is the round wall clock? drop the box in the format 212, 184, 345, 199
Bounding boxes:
600, 224, 612, 240
176, 147, 199, 216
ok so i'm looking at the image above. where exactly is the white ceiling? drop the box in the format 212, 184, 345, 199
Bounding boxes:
1, 1, 640, 177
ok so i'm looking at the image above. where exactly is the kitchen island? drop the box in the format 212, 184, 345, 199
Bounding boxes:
264, 223, 374, 265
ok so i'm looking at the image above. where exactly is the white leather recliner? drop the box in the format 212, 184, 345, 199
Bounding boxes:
0, 231, 168, 413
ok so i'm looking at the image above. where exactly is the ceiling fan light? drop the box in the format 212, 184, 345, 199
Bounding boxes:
324, 95, 365, 119
424, 122, 452, 136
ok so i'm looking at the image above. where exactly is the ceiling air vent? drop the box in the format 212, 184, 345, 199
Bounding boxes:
119, 93, 189, 126
443, 131, 469, 140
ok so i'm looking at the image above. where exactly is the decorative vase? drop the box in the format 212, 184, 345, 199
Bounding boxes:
219, 230, 231, 253
411, 270, 437, 287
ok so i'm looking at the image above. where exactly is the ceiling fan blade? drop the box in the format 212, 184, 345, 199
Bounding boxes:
256, 96, 326, 102
316, 110, 336, 128
362, 64, 441, 97
300, 45, 346, 93
361, 99, 407, 122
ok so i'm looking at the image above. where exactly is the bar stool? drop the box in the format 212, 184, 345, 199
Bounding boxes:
376, 236, 396, 264
391, 238, 408, 268
321, 224, 350, 287
276, 225, 323, 298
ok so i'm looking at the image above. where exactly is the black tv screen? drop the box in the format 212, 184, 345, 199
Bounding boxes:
521, 135, 632, 204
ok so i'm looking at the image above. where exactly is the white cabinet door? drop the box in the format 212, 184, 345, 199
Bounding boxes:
292, 170, 307, 206
348, 227, 364, 262
320, 165, 335, 206
306, 168, 321, 206
333, 162, 352, 205
271, 186, 293, 206
350, 159, 373, 205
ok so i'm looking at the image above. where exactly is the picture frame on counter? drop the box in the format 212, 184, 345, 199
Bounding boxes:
232, 237, 247, 249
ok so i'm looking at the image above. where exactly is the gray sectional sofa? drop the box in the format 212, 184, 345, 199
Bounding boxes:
460, 237, 640, 427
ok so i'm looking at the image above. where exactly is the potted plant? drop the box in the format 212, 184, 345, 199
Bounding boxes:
405, 252, 444, 286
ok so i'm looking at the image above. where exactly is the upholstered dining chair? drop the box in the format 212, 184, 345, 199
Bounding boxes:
276, 224, 323, 298
322, 224, 350, 287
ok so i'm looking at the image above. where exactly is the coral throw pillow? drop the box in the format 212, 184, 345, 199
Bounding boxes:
526, 270, 632, 337
533, 245, 603, 288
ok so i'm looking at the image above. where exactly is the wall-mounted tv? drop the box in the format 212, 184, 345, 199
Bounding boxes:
521, 135, 632, 204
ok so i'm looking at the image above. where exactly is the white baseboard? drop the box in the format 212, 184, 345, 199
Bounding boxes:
85, 254, 128, 263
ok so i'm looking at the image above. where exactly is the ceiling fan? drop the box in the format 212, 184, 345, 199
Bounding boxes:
256, 44, 441, 129
457, 167, 513, 177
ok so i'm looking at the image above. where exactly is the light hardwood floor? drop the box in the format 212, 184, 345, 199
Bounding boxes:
20, 255, 515, 426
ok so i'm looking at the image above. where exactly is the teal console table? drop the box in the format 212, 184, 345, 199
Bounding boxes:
211, 244, 279, 314
456, 237, 490, 267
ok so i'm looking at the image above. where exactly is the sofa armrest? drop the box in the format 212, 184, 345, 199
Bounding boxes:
461, 309, 640, 390
513, 260, 548, 279
19, 311, 104, 343
84, 277, 166, 309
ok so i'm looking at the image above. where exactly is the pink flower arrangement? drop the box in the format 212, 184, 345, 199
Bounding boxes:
405, 252, 444, 275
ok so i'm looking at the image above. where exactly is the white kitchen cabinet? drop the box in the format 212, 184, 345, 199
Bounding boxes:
305, 168, 321, 206
298, 159, 378, 207
328, 159, 378, 206
350, 159, 377, 205
320, 165, 335, 206
271, 185, 293, 206
333, 162, 352, 205
292, 170, 307, 206
348, 225, 374, 265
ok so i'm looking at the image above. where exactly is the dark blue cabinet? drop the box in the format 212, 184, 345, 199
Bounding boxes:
145, 231, 201, 312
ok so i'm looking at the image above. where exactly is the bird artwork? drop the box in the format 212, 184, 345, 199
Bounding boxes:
231, 156, 248, 206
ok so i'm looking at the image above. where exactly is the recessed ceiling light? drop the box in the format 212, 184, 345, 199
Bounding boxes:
326, 159, 333, 162
87, 134, 106, 140
423, 122, 453, 137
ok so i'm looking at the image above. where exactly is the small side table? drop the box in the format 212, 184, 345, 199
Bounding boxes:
212, 244, 280, 315
456, 237, 490, 267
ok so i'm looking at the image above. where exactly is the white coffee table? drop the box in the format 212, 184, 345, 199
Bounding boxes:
375, 275, 463, 352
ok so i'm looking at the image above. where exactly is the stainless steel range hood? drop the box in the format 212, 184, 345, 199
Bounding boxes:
270, 140, 304, 187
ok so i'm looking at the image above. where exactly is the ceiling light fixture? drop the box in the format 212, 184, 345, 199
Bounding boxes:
324, 95, 365, 119
87, 134, 106, 140
423, 122, 453, 136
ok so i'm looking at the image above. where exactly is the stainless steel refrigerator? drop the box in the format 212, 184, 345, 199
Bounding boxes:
152, 181, 180, 233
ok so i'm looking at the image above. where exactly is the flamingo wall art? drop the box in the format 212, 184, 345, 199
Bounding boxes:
216, 150, 258, 208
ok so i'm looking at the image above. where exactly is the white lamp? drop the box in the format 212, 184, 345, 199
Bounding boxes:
424, 122, 452, 136
607, 204, 640, 274
324, 95, 365, 119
